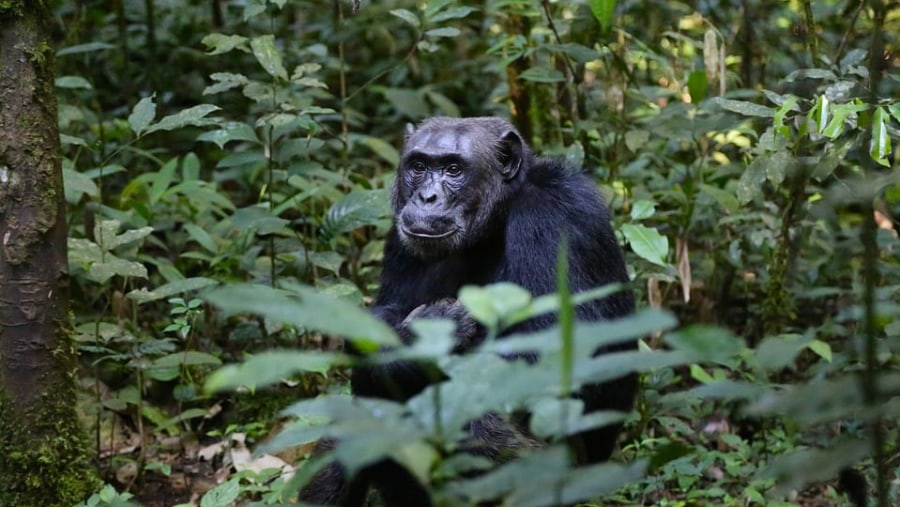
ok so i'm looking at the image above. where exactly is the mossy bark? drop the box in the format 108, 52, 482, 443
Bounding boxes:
0, 2, 99, 506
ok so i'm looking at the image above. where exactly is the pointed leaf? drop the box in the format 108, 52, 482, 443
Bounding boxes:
127, 277, 219, 304
205, 283, 399, 350
146, 105, 221, 134
425, 27, 461, 38
201, 33, 248, 55
128, 96, 157, 136
519, 67, 565, 83
429, 6, 477, 23
205, 350, 349, 392
250, 35, 288, 81
622, 224, 668, 266
589, 0, 616, 32
714, 97, 774, 118
870, 107, 892, 167
390, 8, 421, 28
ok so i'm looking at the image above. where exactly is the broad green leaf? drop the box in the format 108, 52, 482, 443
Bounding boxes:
149, 157, 177, 205
761, 440, 870, 498
322, 189, 392, 237
575, 349, 697, 386
629, 199, 655, 220
389, 8, 420, 28
152, 351, 222, 369
201, 33, 248, 55
889, 102, 900, 124
146, 104, 221, 134
813, 94, 829, 133
310, 251, 344, 275
698, 183, 739, 213
665, 325, 745, 362
508, 284, 627, 327
736, 155, 768, 204
870, 106, 892, 167
250, 35, 288, 81
69, 237, 150, 283
589, 0, 616, 32
806, 339, 832, 362
203, 72, 249, 95
201, 478, 240, 507
196, 121, 259, 149
359, 136, 401, 166
530, 398, 625, 439
821, 102, 869, 139
766, 149, 792, 187
773, 95, 800, 138
459, 283, 532, 334
424, 0, 454, 18
57, 41, 114, 56
839, 49, 867, 71
92, 220, 153, 250
293, 62, 321, 76
624, 130, 650, 153
60, 134, 88, 147
544, 43, 601, 64
621, 224, 668, 266
448, 445, 644, 506
205, 350, 349, 392
755, 333, 808, 371
812, 138, 851, 181
205, 283, 399, 349
746, 373, 900, 425
243, 2, 267, 20
518, 67, 565, 83
55, 76, 92, 89
428, 6, 476, 23
714, 97, 774, 118
62, 167, 100, 203
689, 364, 714, 383
425, 27, 461, 38
784, 68, 837, 82
670, 380, 767, 403
128, 96, 157, 136
383, 88, 430, 119
687, 70, 707, 103
127, 277, 219, 304
482, 308, 677, 359
154, 408, 208, 433
230, 205, 289, 235
425, 90, 461, 117
183, 223, 219, 253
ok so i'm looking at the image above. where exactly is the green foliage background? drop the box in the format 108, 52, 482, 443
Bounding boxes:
50, 0, 899, 506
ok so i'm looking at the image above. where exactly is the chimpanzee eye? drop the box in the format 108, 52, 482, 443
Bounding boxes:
445, 164, 461, 176
411, 161, 426, 174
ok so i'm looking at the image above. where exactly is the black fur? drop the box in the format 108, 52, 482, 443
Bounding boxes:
301, 117, 636, 506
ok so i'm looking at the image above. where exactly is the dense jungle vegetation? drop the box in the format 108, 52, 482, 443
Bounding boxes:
2, 0, 899, 506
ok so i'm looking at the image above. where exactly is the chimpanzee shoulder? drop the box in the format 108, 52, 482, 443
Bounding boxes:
501, 155, 631, 317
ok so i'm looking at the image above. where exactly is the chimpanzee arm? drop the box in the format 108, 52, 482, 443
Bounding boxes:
351, 228, 464, 401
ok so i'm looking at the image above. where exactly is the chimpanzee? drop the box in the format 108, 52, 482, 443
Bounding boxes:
301, 117, 636, 506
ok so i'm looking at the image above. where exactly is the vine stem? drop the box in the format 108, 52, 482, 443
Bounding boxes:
860, 200, 887, 507
800, 0, 818, 64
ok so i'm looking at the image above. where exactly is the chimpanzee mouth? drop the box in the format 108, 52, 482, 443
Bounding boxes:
400, 226, 458, 239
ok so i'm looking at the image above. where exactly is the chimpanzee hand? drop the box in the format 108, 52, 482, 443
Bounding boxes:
400, 298, 480, 351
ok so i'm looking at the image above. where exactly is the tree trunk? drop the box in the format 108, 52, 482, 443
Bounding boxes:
0, 2, 97, 505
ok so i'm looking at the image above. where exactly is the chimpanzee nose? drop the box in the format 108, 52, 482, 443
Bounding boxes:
418, 188, 438, 205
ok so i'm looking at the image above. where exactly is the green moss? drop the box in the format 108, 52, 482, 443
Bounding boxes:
0, 385, 99, 506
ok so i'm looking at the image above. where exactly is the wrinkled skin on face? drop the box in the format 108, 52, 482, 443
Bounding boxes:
392, 117, 525, 258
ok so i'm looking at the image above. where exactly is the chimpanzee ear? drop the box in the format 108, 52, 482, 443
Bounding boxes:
497, 130, 524, 181
405, 122, 417, 137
